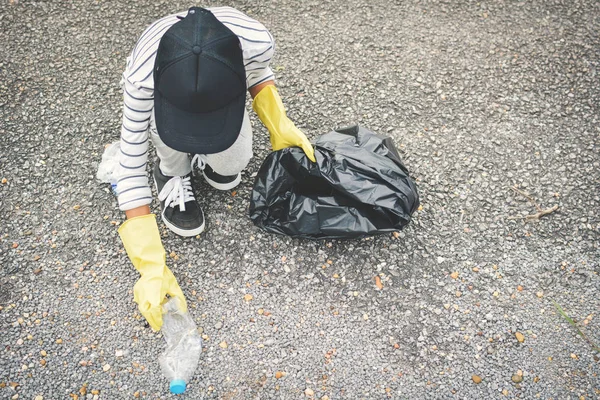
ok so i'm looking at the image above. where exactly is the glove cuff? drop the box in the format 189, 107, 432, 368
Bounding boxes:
118, 214, 166, 274
252, 85, 290, 138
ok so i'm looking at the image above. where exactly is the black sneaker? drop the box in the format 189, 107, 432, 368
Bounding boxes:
202, 164, 241, 191
153, 162, 205, 237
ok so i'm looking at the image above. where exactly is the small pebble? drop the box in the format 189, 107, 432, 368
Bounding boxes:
515, 332, 525, 343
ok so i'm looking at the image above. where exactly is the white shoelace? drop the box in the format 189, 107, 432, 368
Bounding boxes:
158, 176, 194, 211
190, 154, 206, 176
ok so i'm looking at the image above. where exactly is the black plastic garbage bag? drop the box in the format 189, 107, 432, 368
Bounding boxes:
249, 125, 420, 239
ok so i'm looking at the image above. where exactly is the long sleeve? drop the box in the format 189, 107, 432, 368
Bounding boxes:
114, 12, 186, 211
115, 59, 154, 211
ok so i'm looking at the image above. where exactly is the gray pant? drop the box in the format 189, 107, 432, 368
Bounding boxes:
149, 109, 253, 177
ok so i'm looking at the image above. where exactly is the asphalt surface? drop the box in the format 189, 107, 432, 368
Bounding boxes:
1, 0, 599, 399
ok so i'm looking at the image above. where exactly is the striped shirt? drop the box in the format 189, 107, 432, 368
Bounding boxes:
116, 7, 275, 211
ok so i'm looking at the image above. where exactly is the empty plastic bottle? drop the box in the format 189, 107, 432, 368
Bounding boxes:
159, 297, 202, 394
96, 141, 120, 195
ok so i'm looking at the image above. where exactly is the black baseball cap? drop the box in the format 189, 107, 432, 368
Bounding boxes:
153, 7, 246, 154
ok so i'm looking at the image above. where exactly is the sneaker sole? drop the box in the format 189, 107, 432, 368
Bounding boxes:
202, 171, 241, 191
153, 176, 206, 237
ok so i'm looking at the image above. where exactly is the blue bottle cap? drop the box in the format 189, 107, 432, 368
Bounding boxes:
170, 379, 186, 394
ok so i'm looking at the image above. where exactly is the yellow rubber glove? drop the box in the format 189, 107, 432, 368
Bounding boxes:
252, 84, 316, 162
118, 214, 187, 331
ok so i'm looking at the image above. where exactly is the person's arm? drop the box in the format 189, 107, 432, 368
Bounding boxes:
125, 205, 151, 219
118, 214, 187, 331
219, 8, 314, 161
248, 80, 274, 99
116, 50, 186, 332
116, 55, 154, 215
250, 81, 316, 161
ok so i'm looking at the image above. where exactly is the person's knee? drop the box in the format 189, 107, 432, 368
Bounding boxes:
210, 153, 252, 176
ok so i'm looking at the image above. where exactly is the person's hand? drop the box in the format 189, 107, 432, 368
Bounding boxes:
132, 264, 187, 331
118, 214, 187, 331
252, 84, 316, 162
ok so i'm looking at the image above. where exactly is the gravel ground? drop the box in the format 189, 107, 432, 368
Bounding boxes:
1, 0, 599, 399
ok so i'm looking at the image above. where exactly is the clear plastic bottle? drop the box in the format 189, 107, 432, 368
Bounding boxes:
159, 298, 202, 394
96, 141, 120, 195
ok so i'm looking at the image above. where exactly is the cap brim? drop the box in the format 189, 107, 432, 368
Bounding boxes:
154, 89, 246, 155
